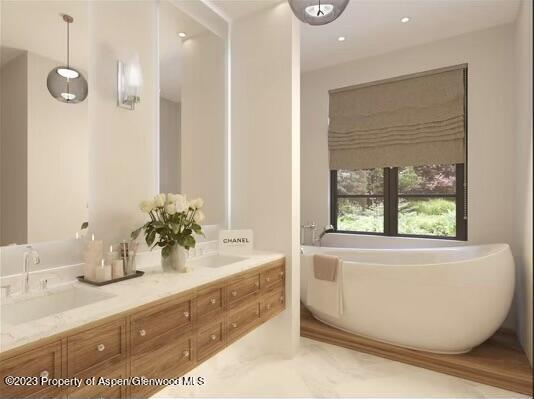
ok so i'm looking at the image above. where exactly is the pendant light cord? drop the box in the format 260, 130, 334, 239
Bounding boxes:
66, 19, 70, 68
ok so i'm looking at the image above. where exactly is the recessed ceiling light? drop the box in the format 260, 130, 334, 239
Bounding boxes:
178, 32, 187, 38
337, 36, 346, 42
400, 16, 411, 23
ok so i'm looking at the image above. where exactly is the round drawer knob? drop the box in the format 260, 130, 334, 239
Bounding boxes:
266, 304, 272, 310
182, 350, 190, 359
280, 271, 284, 277
184, 311, 190, 318
255, 310, 259, 316
231, 322, 238, 328
280, 296, 284, 303
210, 334, 217, 341
40, 370, 49, 378
254, 282, 259, 288
231, 291, 237, 297
210, 298, 217, 305
97, 344, 106, 352
266, 277, 271, 282
139, 329, 146, 337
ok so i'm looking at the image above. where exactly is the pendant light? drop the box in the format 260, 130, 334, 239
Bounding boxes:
288, 0, 349, 25
47, 14, 88, 103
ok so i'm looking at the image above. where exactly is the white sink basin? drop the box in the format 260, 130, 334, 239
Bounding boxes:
1, 287, 115, 326
188, 254, 246, 268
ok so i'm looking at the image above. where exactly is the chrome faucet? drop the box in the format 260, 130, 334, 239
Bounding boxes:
301, 222, 317, 245
313, 225, 335, 247
23, 245, 40, 294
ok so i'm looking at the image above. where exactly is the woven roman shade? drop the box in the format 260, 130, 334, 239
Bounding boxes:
328, 65, 466, 170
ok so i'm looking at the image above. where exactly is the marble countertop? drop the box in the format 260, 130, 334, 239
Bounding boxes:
0, 251, 284, 354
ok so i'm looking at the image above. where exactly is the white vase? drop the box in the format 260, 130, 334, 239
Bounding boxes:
161, 245, 187, 272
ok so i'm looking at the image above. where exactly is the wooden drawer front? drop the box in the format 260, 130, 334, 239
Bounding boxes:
196, 286, 224, 322
0, 341, 62, 399
227, 302, 261, 343
261, 286, 285, 320
67, 319, 126, 377
131, 298, 192, 350
260, 265, 285, 291
130, 334, 194, 398
68, 363, 126, 398
197, 320, 225, 361
227, 274, 260, 308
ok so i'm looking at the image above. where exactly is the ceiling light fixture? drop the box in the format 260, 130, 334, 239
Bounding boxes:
178, 32, 187, 38
400, 16, 411, 23
47, 14, 88, 103
289, 0, 350, 26
337, 36, 346, 42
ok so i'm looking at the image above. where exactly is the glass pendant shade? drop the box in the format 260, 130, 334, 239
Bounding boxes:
289, 0, 349, 25
47, 14, 88, 103
47, 66, 87, 103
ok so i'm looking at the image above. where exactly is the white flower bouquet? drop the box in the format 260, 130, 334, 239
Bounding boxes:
131, 193, 205, 258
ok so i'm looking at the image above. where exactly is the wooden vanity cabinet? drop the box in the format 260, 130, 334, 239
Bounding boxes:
0, 258, 285, 399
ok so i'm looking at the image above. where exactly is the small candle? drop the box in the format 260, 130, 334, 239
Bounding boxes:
105, 245, 119, 265
95, 259, 112, 282
92, 234, 95, 241
112, 259, 124, 279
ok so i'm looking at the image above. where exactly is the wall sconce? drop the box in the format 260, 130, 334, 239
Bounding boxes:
117, 59, 142, 110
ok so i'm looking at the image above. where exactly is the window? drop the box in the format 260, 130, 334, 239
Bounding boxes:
331, 164, 467, 240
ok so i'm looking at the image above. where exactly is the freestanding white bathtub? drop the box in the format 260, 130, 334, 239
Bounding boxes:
301, 243, 515, 354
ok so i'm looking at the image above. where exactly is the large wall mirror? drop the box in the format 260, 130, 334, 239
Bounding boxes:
0, 0, 227, 248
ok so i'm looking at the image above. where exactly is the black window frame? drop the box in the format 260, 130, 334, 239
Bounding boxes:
330, 164, 467, 241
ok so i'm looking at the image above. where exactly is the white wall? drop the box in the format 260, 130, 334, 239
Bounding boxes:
0, 54, 27, 245
160, 97, 181, 194
513, 0, 533, 366
231, 2, 301, 355
181, 31, 226, 226
26, 52, 88, 244
87, 0, 158, 245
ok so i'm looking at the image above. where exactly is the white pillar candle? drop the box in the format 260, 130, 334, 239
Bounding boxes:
112, 259, 124, 279
105, 245, 119, 265
95, 259, 112, 283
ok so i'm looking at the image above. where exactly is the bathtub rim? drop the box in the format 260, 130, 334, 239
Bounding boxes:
301, 243, 512, 268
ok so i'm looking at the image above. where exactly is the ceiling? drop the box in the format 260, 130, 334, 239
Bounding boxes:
300, 0, 521, 72
205, 0, 281, 21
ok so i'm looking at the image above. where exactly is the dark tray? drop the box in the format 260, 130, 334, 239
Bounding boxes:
77, 270, 144, 286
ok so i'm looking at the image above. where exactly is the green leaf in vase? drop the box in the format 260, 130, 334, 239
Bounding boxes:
161, 245, 171, 258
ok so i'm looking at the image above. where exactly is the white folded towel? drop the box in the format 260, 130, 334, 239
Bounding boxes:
306, 254, 343, 318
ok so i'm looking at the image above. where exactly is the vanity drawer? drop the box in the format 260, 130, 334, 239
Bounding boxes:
227, 301, 261, 343
130, 334, 194, 398
68, 363, 126, 398
197, 320, 225, 362
261, 286, 285, 320
0, 341, 62, 399
196, 285, 224, 323
131, 297, 192, 351
260, 264, 285, 291
227, 273, 260, 309
67, 319, 126, 377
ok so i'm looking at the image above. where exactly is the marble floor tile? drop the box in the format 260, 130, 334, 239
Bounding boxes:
154, 338, 528, 398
